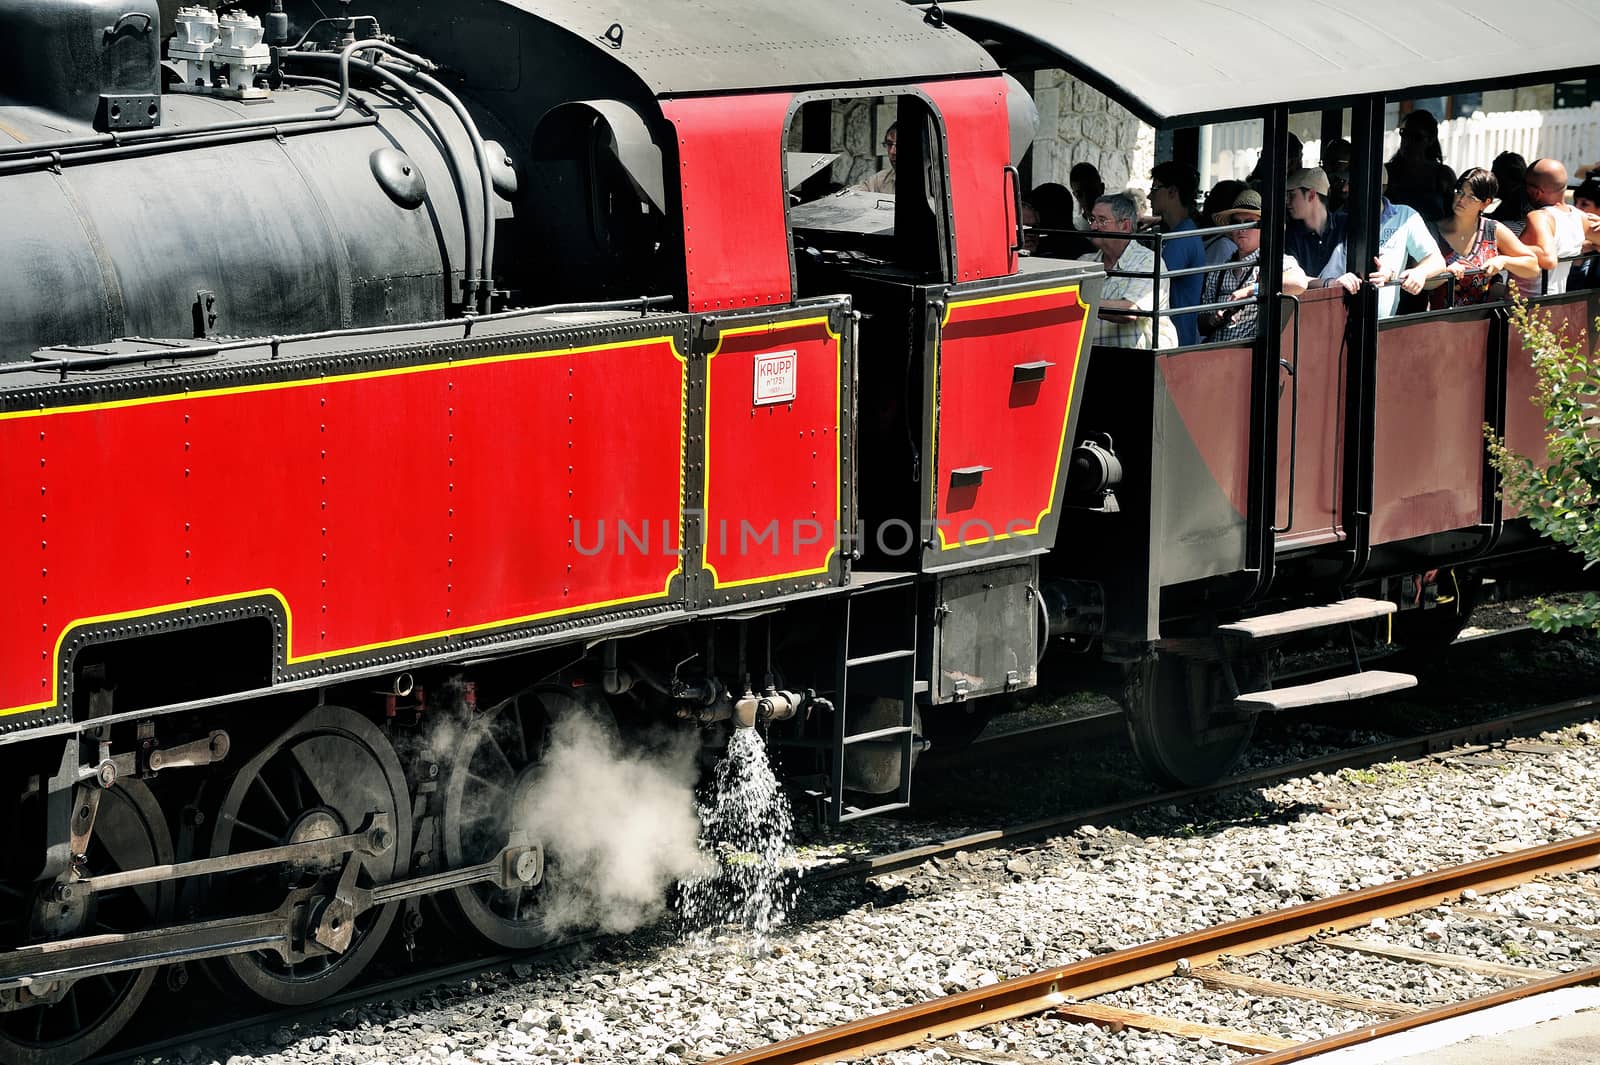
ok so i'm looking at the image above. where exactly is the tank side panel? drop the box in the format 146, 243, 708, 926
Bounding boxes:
701, 313, 843, 591
0, 333, 686, 719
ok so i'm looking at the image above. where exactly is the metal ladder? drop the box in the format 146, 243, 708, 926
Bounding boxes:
823, 577, 920, 824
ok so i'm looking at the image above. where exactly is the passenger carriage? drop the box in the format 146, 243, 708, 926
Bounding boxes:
938, 0, 1600, 784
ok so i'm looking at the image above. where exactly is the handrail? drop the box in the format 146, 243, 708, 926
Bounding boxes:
1271, 294, 1302, 536
0, 296, 678, 379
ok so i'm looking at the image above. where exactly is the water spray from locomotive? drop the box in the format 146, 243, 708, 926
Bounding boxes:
676, 727, 798, 947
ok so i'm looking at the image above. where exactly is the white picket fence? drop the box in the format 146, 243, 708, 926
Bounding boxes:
1206, 105, 1600, 188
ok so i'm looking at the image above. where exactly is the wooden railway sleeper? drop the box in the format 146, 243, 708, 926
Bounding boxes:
0, 831, 540, 998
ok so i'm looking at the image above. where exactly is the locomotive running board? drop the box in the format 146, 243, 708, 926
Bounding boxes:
1219, 597, 1395, 640
1235, 669, 1417, 713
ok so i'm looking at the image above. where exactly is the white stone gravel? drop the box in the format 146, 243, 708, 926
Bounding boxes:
179, 717, 1600, 1065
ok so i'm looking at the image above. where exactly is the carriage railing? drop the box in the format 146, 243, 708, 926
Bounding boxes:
1027, 224, 1600, 350
1027, 219, 1292, 351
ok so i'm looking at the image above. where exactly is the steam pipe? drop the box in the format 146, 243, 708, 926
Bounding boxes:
288, 50, 482, 313
292, 47, 497, 311
0, 36, 386, 161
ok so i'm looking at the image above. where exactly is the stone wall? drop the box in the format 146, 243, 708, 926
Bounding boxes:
799, 81, 1159, 204
1029, 70, 1156, 200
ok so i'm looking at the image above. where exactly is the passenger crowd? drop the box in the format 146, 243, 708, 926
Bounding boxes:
1020, 111, 1600, 348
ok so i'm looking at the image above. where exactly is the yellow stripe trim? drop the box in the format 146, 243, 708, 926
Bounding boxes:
932, 284, 1089, 550
702, 313, 844, 589
2, 333, 691, 718
0, 335, 682, 422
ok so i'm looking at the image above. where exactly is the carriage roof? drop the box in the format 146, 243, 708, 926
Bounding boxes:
933, 0, 1600, 127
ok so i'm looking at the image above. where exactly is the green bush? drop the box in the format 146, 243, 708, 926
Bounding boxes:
1487, 293, 1600, 632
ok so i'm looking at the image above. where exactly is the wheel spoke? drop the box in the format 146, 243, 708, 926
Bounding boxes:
507, 885, 525, 921
232, 817, 281, 845
507, 707, 531, 764
465, 769, 509, 791
484, 738, 516, 775
67, 986, 82, 1032
251, 774, 292, 825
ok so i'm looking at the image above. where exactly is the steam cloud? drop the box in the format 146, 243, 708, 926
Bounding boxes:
518, 711, 712, 935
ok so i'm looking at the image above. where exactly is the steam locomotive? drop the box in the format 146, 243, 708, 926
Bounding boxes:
0, 1, 1108, 1059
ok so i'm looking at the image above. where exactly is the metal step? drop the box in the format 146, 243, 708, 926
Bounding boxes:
846, 648, 916, 668
1220, 597, 1396, 640
1235, 669, 1417, 713
842, 724, 915, 746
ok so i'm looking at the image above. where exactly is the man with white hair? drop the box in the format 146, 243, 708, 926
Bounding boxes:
1080, 192, 1177, 349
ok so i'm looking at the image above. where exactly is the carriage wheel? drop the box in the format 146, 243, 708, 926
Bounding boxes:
0, 779, 173, 1065
206, 706, 411, 1005
435, 687, 615, 949
1123, 651, 1257, 788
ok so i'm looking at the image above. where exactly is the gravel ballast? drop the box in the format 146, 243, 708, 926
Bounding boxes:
170, 710, 1600, 1065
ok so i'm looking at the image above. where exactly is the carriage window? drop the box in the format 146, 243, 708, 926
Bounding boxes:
785, 94, 948, 289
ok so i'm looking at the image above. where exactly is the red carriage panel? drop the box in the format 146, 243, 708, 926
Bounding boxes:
701, 310, 845, 595
919, 76, 1016, 283
1370, 317, 1491, 546
0, 335, 687, 719
930, 283, 1089, 559
1502, 297, 1591, 520
1274, 289, 1349, 550
661, 93, 795, 313
1155, 345, 1252, 585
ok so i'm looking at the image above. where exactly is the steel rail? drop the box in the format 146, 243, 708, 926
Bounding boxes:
817, 692, 1600, 884
711, 833, 1600, 1065
1247, 964, 1600, 1065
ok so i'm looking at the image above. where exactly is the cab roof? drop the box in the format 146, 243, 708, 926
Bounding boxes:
502, 0, 999, 96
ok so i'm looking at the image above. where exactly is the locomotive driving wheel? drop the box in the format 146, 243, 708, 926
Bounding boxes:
0, 778, 173, 1065
205, 706, 411, 1006
1123, 650, 1259, 789
434, 687, 613, 949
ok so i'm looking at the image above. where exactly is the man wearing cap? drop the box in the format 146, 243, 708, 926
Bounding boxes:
1197, 190, 1309, 342
1080, 192, 1178, 349
1317, 167, 1446, 317
1284, 167, 1347, 278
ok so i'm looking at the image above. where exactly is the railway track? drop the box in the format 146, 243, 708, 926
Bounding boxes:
707, 835, 1600, 1064
85, 689, 1600, 1064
